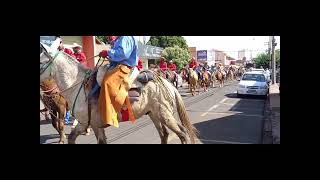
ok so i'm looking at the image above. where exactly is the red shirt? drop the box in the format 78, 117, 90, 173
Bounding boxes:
64, 48, 75, 58
189, 60, 198, 69
159, 60, 168, 71
74, 52, 86, 64
168, 63, 176, 71
137, 59, 143, 70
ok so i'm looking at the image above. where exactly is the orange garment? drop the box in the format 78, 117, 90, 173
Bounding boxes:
98, 64, 136, 128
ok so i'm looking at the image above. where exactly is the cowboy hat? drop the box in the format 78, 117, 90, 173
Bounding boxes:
72, 43, 82, 49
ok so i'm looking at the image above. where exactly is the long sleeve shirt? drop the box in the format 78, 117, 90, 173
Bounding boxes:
107, 36, 138, 68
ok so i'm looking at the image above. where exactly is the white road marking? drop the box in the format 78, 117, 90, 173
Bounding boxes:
205, 112, 263, 117
220, 97, 228, 103
201, 104, 219, 117
201, 97, 228, 117
222, 102, 235, 106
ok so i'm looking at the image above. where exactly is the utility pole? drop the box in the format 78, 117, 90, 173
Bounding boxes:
268, 36, 272, 69
271, 36, 277, 84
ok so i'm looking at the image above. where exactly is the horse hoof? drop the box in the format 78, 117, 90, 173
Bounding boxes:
59, 141, 64, 144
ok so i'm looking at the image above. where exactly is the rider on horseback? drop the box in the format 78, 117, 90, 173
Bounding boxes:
202, 61, 210, 71
189, 57, 198, 69
189, 57, 202, 80
98, 36, 138, 128
167, 60, 176, 71
159, 57, 168, 71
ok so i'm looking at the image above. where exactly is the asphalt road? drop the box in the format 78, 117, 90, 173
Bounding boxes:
40, 80, 266, 144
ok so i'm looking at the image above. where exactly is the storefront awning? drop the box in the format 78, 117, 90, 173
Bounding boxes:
138, 42, 163, 59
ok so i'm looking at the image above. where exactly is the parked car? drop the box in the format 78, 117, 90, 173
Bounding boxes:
237, 71, 269, 98
251, 68, 271, 82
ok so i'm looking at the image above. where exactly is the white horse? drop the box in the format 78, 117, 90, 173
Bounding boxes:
40, 43, 198, 144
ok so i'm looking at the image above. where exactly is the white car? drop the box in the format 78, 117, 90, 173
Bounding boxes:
237, 71, 269, 98
251, 68, 270, 81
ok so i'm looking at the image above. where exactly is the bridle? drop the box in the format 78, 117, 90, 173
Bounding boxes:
40, 44, 59, 75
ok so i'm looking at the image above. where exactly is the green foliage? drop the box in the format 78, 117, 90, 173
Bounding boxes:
96, 36, 107, 44
254, 53, 270, 69
147, 36, 188, 49
275, 49, 280, 65
161, 46, 190, 70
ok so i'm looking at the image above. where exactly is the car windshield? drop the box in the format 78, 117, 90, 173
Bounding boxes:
242, 74, 266, 82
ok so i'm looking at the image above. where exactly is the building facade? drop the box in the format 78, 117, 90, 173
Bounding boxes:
188, 47, 197, 60
213, 49, 226, 66
137, 41, 163, 70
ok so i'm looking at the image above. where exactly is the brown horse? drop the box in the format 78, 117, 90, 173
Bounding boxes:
200, 70, 210, 92
180, 67, 189, 83
226, 68, 235, 81
215, 70, 225, 87
166, 70, 179, 88
188, 68, 198, 96
154, 68, 178, 88
40, 78, 68, 144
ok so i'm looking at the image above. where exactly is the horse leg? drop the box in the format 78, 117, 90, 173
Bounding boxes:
91, 125, 107, 144
45, 110, 50, 120
58, 118, 66, 144
164, 117, 188, 144
68, 121, 89, 144
85, 125, 91, 136
149, 112, 169, 144
50, 110, 60, 140
57, 108, 66, 144
159, 109, 188, 144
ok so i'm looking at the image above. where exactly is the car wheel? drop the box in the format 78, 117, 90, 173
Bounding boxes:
263, 94, 268, 99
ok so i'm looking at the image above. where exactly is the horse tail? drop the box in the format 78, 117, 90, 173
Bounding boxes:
174, 89, 199, 144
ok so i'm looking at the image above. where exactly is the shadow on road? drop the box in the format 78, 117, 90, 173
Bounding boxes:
193, 93, 265, 144
40, 120, 52, 125
225, 93, 266, 100
40, 134, 61, 144
194, 114, 262, 144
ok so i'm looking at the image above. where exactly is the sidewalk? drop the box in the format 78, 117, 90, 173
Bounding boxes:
269, 84, 280, 144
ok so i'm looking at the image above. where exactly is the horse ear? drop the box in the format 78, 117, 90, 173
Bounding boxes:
50, 37, 61, 55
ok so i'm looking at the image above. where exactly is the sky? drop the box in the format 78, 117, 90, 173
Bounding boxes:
183, 36, 280, 59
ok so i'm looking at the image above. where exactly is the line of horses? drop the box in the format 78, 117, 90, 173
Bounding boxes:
128, 65, 245, 96
178, 66, 245, 96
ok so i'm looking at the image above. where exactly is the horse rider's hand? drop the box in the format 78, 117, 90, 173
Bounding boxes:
99, 50, 108, 58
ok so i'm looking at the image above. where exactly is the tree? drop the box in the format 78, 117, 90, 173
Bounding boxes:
147, 36, 188, 49
161, 46, 191, 70
275, 49, 280, 65
254, 53, 270, 69
96, 36, 107, 44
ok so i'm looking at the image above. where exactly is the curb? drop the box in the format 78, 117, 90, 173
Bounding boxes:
262, 84, 280, 144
